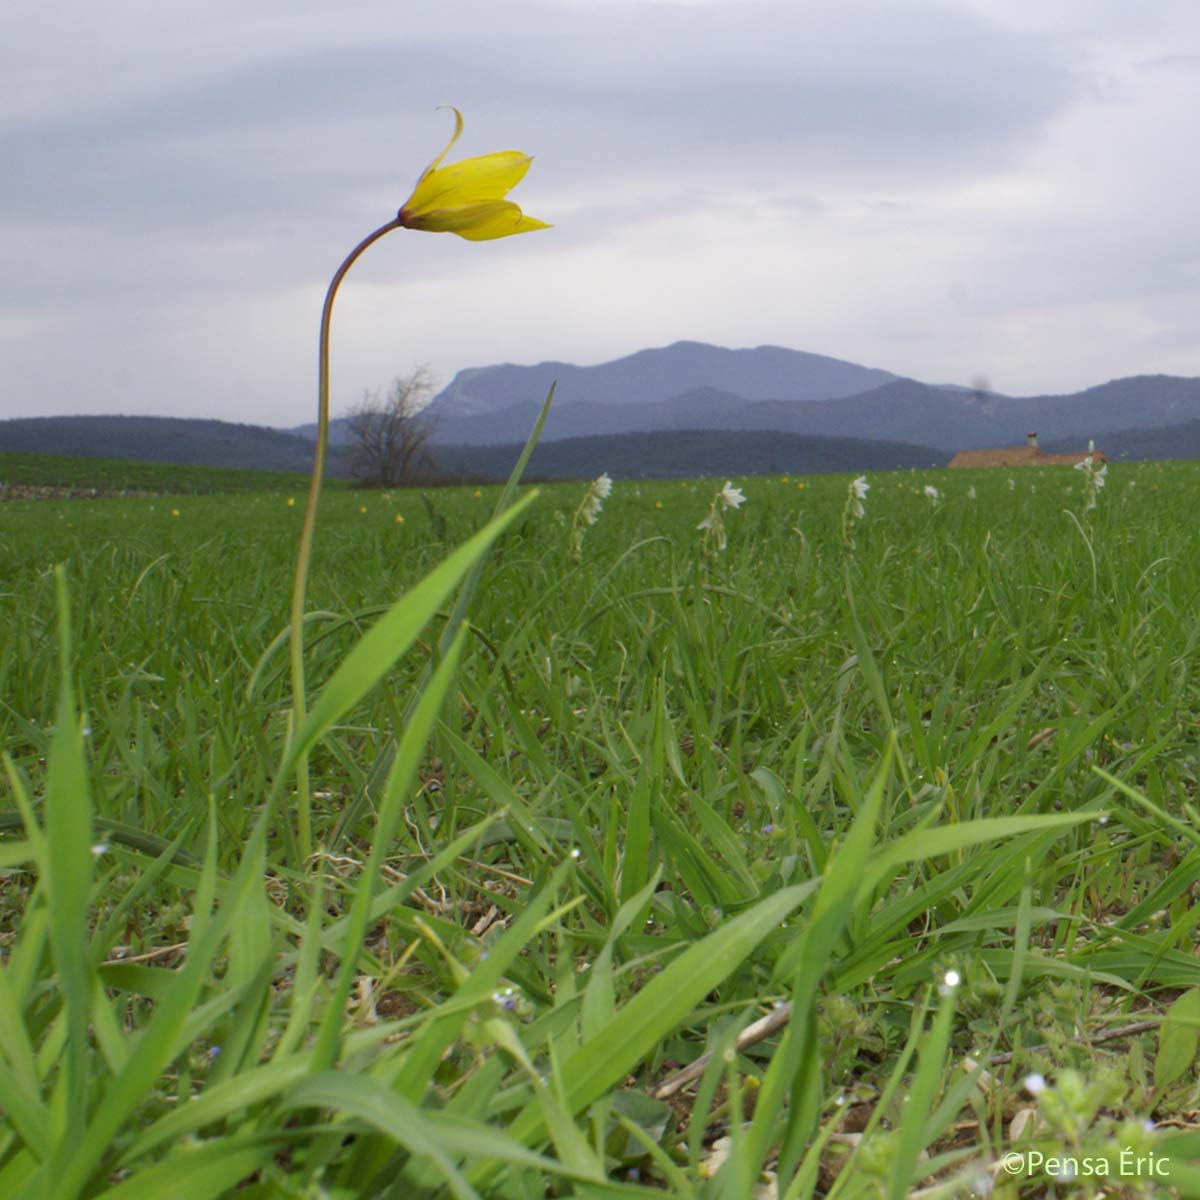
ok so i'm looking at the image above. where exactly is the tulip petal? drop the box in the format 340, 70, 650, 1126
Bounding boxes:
405, 200, 550, 241
400, 106, 465, 207
403, 152, 533, 217
422, 105, 465, 178
454, 207, 551, 242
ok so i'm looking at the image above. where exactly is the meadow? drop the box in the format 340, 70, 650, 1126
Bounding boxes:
3, 456, 1200, 1197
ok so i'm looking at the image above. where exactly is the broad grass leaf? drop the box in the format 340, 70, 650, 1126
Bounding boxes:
0, 1061, 51, 1161
1156, 987, 1200, 1089
45, 568, 94, 1149
121, 1058, 312, 1161
866, 812, 1103, 885
283, 1073, 485, 1200
91, 1139, 275, 1200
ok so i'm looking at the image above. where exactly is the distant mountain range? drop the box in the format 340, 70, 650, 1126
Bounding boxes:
291, 341, 1200, 454
6, 342, 1200, 481
426, 340, 901, 419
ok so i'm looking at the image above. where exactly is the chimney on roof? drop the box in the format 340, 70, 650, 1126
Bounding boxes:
1027, 431, 1039, 451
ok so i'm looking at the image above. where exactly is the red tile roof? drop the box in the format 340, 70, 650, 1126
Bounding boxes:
948, 446, 1106, 468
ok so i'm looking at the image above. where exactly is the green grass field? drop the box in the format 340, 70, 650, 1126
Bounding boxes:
3, 460, 1200, 1197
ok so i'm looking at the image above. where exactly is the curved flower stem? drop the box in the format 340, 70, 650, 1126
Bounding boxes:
289, 217, 403, 865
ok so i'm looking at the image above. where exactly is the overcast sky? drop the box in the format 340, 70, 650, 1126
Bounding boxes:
3, 0, 1198, 426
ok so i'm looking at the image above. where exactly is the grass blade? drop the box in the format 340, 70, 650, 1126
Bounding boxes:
44, 568, 94, 1157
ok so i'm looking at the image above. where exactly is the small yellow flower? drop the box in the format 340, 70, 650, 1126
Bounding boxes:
287, 497, 295, 507
655, 501, 664, 510
397, 108, 550, 241
170, 509, 180, 518
797, 482, 807, 490
360, 505, 368, 514
473, 489, 482, 498
395, 513, 405, 524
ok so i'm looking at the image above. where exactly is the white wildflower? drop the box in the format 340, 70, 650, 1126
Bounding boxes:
842, 475, 869, 547
718, 480, 746, 510
569, 472, 615, 560
698, 481, 746, 554
1075, 453, 1107, 512
923, 485, 940, 504
967, 485, 976, 500
1007, 477, 1016, 490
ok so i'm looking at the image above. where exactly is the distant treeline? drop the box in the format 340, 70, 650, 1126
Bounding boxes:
426, 428, 949, 481
1, 415, 947, 484
0, 416, 349, 477
4, 412, 1200, 493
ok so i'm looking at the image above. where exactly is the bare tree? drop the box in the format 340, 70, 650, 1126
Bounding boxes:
344, 366, 437, 487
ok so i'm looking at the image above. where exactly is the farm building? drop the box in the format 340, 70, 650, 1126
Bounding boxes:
947, 432, 1105, 469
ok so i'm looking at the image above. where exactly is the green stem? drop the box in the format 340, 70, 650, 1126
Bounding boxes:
289, 217, 403, 865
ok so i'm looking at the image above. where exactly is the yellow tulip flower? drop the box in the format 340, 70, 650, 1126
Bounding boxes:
398, 107, 550, 241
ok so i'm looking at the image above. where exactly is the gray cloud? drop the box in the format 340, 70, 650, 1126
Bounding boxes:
1, 0, 1197, 422
2, 3, 1078, 226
